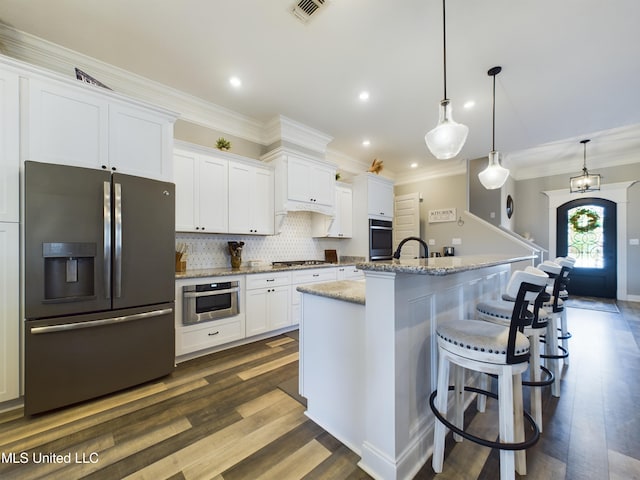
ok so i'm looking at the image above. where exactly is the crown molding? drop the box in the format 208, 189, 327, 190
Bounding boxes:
0, 24, 266, 144
264, 115, 333, 153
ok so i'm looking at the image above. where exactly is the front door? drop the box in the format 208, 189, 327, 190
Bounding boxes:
556, 198, 617, 298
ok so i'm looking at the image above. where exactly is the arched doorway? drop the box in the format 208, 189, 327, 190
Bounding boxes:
556, 198, 617, 298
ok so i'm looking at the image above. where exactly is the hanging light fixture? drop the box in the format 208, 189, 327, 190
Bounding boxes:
478, 66, 510, 190
425, 0, 468, 160
570, 139, 600, 193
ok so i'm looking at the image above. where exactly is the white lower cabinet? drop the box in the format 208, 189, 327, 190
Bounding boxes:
336, 265, 364, 280
245, 272, 291, 337
291, 268, 338, 325
0, 222, 19, 402
174, 276, 245, 357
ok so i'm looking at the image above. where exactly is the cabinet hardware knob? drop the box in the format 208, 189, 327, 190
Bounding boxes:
112, 167, 116, 171
208, 331, 220, 336
101, 165, 107, 169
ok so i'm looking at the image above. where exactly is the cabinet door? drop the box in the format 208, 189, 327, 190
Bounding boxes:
311, 164, 336, 207
269, 286, 291, 330
174, 150, 199, 232
287, 156, 311, 203
28, 79, 109, 169
252, 167, 274, 235
0, 222, 19, 402
368, 178, 394, 218
340, 187, 353, 237
0, 69, 19, 222
109, 103, 173, 181
245, 288, 269, 336
228, 162, 253, 234
197, 156, 228, 233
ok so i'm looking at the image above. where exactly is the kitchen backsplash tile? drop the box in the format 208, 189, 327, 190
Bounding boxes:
176, 212, 337, 269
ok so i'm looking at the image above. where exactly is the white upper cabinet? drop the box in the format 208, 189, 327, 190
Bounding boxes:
228, 161, 274, 235
108, 102, 173, 180
312, 185, 353, 238
27, 77, 175, 181
174, 148, 228, 233
27, 78, 109, 170
367, 175, 394, 219
0, 68, 19, 223
263, 150, 336, 217
287, 156, 335, 207
174, 142, 274, 235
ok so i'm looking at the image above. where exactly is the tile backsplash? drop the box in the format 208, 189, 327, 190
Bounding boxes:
176, 212, 339, 269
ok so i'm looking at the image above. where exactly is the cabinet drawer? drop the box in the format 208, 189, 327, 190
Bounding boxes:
180, 318, 243, 354
291, 268, 337, 285
246, 272, 291, 290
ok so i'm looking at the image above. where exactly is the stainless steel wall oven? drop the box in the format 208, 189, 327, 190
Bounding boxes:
183, 281, 240, 325
369, 219, 393, 261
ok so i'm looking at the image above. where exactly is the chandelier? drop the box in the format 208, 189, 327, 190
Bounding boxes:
570, 139, 600, 193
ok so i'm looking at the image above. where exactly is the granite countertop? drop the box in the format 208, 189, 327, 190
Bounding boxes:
356, 254, 536, 276
297, 280, 366, 305
175, 261, 360, 279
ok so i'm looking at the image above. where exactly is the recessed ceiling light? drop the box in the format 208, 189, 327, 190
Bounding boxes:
410, 162, 418, 168
463, 100, 475, 109
362, 139, 371, 147
359, 91, 370, 101
229, 76, 242, 88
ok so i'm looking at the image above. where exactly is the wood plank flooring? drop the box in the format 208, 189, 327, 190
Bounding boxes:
1, 300, 639, 479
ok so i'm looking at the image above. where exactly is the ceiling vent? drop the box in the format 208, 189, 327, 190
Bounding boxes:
291, 0, 329, 24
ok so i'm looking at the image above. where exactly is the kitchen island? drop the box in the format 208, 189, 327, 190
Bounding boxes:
298, 254, 535, 480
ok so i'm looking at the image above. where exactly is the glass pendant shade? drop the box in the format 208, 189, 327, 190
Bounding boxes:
425, 99, 469, 160
478, 150, 509, 190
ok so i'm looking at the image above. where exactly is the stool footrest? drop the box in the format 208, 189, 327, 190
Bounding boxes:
522, 365, 554, 387
558, 330, 572, 340
429, 386, 541, 451
539, 343, 569, 359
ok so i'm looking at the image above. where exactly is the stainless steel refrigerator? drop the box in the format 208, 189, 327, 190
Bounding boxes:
24, 161, 176, 415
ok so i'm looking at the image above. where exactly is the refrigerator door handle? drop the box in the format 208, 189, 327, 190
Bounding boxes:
114, 182, 123, 298
29, 308, 174, 334
103, 181, 112, 299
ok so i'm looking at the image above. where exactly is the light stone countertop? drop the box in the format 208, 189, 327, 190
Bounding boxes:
296, 279, 366, 305
356, 254, 536, 276
175, 261, 360, 280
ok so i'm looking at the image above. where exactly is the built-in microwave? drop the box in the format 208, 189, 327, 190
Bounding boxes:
183, 281, 240, 325
369, 218, 393, 261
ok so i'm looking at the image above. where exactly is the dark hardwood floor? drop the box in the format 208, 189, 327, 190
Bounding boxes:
0, 300, 638, 479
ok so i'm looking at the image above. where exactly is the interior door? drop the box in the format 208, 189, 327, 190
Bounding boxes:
556, 198, 617, 298
112, 173, 175, 309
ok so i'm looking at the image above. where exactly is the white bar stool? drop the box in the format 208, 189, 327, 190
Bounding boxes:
537, 261, 571, 397
430, 268, 549, 480
476, 266, 552, 432
553, 256, 575, 366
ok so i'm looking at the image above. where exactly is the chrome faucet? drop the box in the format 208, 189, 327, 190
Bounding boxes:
393, 236, 429, 259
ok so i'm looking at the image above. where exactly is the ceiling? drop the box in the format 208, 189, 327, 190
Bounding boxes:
1, 0, 639, 180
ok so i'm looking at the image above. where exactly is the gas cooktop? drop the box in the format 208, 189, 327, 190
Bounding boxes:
271, 260, 328, 267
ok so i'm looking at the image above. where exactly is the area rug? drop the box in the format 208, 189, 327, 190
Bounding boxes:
565, 296, 620, 313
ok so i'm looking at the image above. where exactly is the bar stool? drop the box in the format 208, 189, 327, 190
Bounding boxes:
553, 257, 575, 365
537, 261, 571, 397
476, 267, 552, 432
430, 268, 548, 480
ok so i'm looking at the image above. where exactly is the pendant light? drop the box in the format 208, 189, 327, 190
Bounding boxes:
425, 0, 468, 160
478, 66, 510, 190
570, 139, 600, 193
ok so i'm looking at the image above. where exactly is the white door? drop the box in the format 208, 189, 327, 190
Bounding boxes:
393, 193, 420, 258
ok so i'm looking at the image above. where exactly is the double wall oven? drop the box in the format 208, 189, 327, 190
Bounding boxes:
369, 219, 393, 261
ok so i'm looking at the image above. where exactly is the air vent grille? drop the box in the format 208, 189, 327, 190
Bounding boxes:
291, 0, 329, 24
